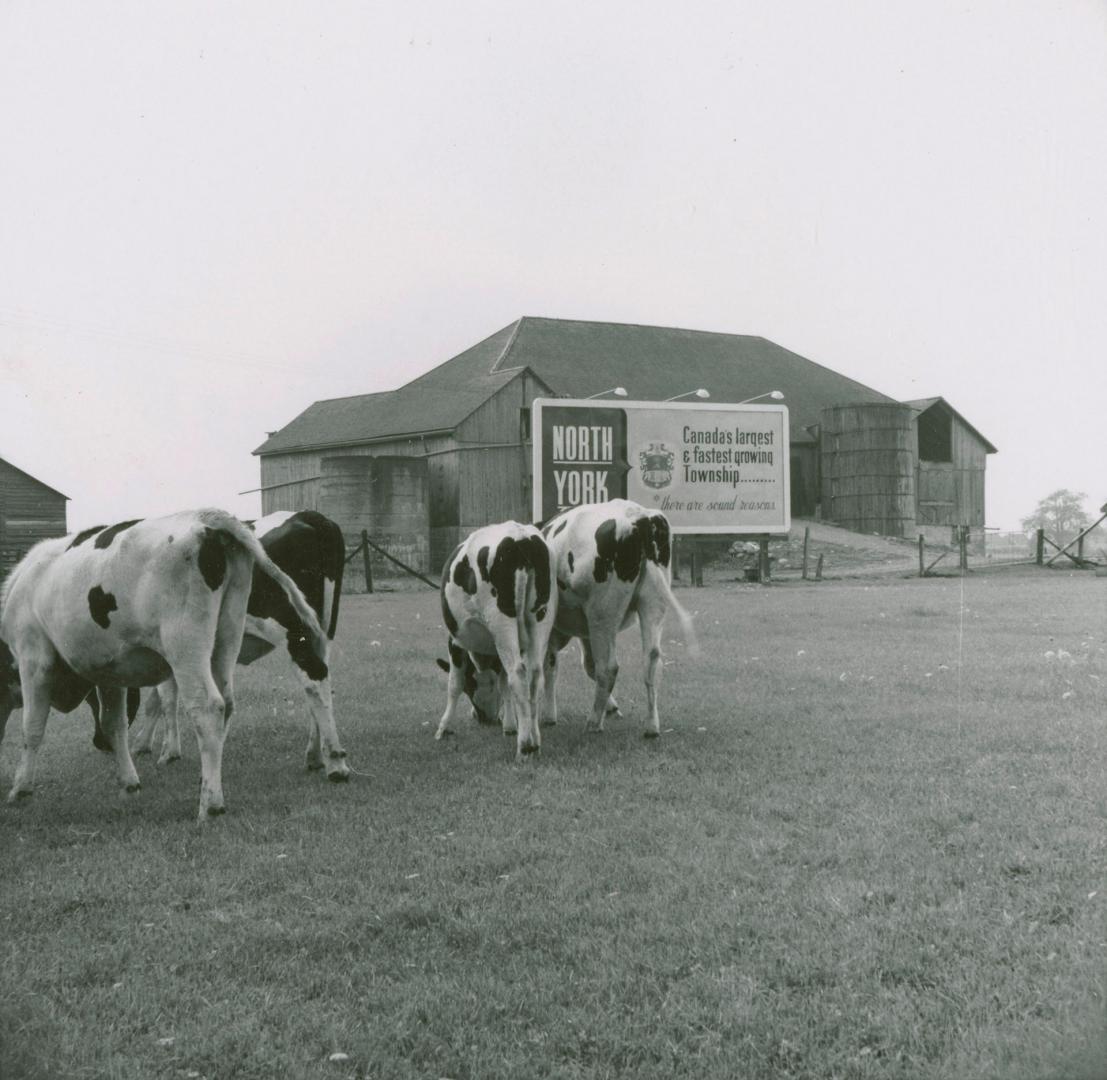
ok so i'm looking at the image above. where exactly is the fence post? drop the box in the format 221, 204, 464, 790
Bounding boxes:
959, 526, 969, 573
1077, 534, 1085, 565
758, 538, 771, 584
1036, 528, 1045, 565
802, 527, 810, 580
361, 529, 374, 594
815, 553, 824, 581
918, 534, 925, 578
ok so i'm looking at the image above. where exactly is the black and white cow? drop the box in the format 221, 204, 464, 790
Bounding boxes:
0, 509, 329, 820
541, 498, 696, 737
126, 510, 349, 781
436, 522, 555, 760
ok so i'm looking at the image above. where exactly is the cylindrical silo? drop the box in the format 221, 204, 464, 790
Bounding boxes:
819, 404, 916, 536
320, 455, 430, 574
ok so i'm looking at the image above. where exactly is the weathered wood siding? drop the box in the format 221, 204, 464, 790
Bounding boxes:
454, 370, 549, 532
259, 435, 453, 575
0, 459, 68, 579
914, 405, 987, 542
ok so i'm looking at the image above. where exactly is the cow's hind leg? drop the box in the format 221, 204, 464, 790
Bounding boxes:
581, 633, 619, 733
299, 671, 348, 781
98, 686, 142, 794
541, 630, 573, 727
131, 687, 161, 757
7, 662, 51, 802
155, 682, 181, 766
176, 670, 228, 820
88, 690, 113, 752
493, 634, 538, 760
436, 644, 468, 740
580, 639, 620, 720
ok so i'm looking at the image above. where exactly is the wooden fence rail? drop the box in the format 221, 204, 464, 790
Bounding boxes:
343, 530, 438, 592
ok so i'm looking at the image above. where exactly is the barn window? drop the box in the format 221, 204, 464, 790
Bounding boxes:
917, 406, 952, 463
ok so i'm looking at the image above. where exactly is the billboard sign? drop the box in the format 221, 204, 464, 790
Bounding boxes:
532, 398, 790, 535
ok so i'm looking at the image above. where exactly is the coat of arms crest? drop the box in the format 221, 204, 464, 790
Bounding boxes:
639, 442, 675, 489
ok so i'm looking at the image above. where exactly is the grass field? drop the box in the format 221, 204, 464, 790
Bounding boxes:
2, 568, 1105, 1079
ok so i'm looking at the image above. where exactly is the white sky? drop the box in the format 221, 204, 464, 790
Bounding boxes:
2, 1, 1105, 532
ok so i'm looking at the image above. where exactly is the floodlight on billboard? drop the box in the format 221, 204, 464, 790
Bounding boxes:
531, 397, 791, 535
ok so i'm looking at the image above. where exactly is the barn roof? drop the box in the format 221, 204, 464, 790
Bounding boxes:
904, 397, 997, 453
254, 317, 911, 454
0, 454, 69, 499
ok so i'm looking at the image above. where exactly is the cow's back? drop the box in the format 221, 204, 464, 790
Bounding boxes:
546, 499, 672, 638
4, 513, 246, 685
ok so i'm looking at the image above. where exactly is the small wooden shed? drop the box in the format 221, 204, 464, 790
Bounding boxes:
0, 455, 68, 580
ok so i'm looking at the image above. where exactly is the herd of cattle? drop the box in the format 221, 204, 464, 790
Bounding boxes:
0, 498, 695, 820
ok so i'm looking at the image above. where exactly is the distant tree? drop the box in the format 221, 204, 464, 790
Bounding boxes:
1020, 489, 1091, 546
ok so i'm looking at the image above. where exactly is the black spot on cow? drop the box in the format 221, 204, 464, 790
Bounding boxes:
244, 551, 328, 682
567, 551, 574, 573
447, 639, 468, 670
486, 535, 551, 620
197, 528, 227, 590
93, 519, 142, 549
647, 514, 671, 568
476, 546, 491, 582
88, 586, 118, 628
553, 520, 567, 537
557, 577, 568, 591
452, 555, 478, 595
593, 517, 649, 583
286, 628, 328, 682
68, 525, 106, 549
251, 512, 346, 639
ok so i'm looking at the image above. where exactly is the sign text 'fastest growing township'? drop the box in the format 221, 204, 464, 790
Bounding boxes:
533, 399, 790, 535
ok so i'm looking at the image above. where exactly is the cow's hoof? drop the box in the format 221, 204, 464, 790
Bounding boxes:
327, 770, 350, 784
9, 789, 32, 803
435, 729, 454, 740
519, 742, 540, 756
205, 805, 226, 818
157, 753, 181, 767
306, 760, 324, 772
124, 782, 142, 794
93, 736, 114, 753
642, 730, 660, 740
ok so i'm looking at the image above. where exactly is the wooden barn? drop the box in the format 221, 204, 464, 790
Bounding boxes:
0, 455, 68, 580
253, 317, 995, 570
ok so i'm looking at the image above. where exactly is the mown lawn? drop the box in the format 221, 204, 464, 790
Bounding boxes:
2, 568, 1104, 1079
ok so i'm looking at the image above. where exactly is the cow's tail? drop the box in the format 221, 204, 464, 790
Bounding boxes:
514, 567, 531, 658
644, 559, 700, 658
198, 509, 329, 661
319, 514, 346, 640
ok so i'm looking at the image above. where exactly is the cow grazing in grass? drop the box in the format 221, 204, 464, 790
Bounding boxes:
0, 509, 329, 820
126, 510, 349, 781
436, 521, 555, 760
541, 499, 696, 737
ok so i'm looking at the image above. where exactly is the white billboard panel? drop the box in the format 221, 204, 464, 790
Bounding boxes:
532, 398, 790, 535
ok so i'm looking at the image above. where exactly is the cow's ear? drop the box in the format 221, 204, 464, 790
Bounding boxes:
436, 658, 450, 673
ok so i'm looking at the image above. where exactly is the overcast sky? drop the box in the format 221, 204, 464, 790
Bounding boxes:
2, 1, 1104, 533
